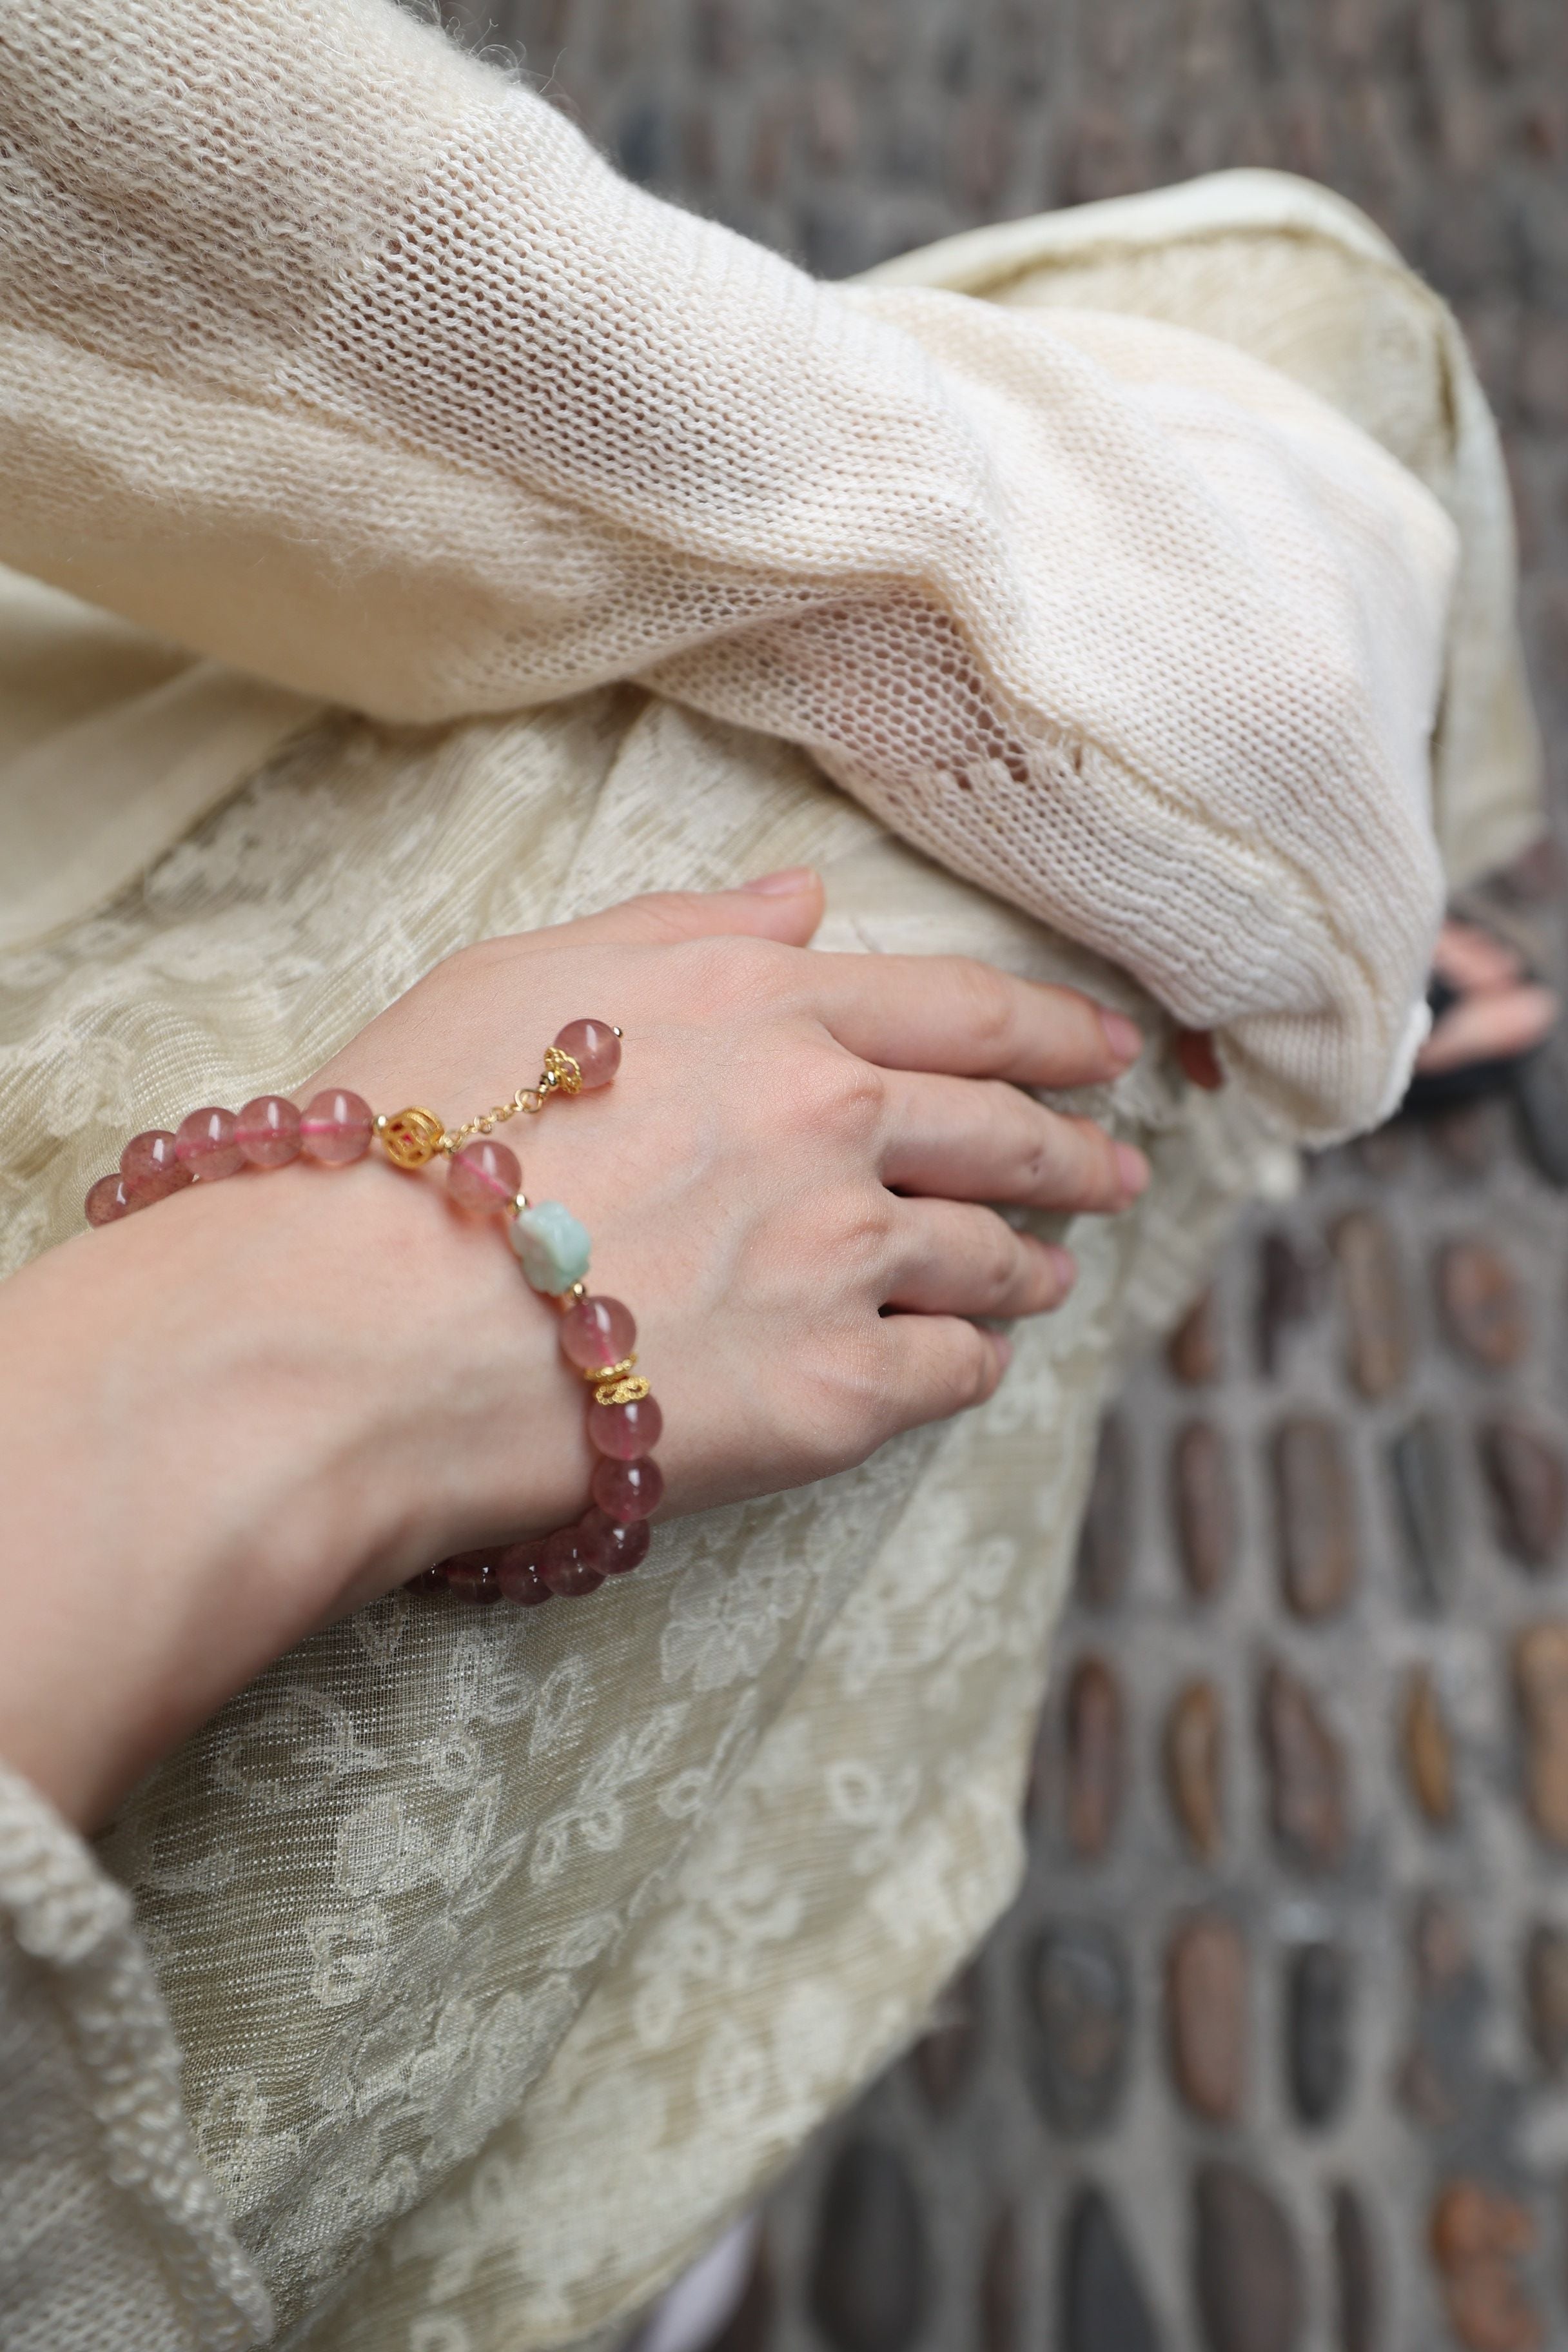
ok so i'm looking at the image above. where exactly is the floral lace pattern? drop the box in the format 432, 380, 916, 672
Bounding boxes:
1, 689, 1273, 2350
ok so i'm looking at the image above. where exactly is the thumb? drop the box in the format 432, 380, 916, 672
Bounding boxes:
553, 867, 825, 950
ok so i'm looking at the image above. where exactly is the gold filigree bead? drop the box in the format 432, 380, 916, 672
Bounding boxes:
380, 1106, 447, 1169
542, 1044, 583, 1096
594, 1373, 651, 1407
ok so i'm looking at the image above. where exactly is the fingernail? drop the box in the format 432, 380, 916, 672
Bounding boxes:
1048, 1244, 1078, 1297
741, 865, 817, 896
990, 1331, 1014, 1373
1115, 1142, 1150, 1199
1099, 1008, 1143, 1067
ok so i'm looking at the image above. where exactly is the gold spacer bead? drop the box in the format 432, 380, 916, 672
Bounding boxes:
542, 1044, 583, 1096
593, 1373, 651, 1407
380, 1106, 447, 1169
582, 1352, 636, 1386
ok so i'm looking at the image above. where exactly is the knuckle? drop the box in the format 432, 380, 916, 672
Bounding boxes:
1017, 1119, 1068, 1198
832, 1190, 896, 1282
789, 1331, 888, 1468
946, 1319, 997, 1411
799, 1049, 887, 1148
669, 931, 781, 994
949, 959, 1017, 1059
618, 891, 700, 945
977, 1216, 1022, 1305
1051, 1115, 1121, 1208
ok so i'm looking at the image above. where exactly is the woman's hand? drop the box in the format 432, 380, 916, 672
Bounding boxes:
0, 869, 1146, 1827
317, 864, 1148, 1529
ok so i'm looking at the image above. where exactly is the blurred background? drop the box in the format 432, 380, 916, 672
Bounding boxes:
433, 5, 1568, 2344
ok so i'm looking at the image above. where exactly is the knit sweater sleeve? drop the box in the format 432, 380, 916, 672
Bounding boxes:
0, 1756, 271, 2347
0, 0, 1456, 1137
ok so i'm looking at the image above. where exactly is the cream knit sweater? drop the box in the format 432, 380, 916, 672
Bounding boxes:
0, 0, 1522, 1139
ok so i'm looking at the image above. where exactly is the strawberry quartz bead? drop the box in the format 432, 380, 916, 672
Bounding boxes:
495, 1540, 554, 1607
538, 1522, 607, 1598
560, 1295, 636, 1372
121, 1129, 184, 1186
447, 1138, 522, 1214
120, 1129, 193, 1206
441, 1552, 504, 1604
299, 1089, 373, 1164
587, 1393, 663, 1460
580, 1507, 651, 1575
175, 1106, 244, 1181
554, 1018, 620, 1090
84, 1173, 133, 1226
236, 1095, 302, 1168
591, 1455, 664, 1524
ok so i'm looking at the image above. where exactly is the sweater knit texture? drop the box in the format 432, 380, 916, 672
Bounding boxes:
0, 0, 1533, 1139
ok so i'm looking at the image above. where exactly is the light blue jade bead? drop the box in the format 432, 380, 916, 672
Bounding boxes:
508, 1199, 591, 1295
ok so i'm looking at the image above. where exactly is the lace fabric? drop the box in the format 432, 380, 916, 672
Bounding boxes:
0, 684, 1276, 2351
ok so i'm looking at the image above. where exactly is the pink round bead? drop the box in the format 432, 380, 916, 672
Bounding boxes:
84, 1173, 133, 1227
587, 1393, 663, 1460
299, 1089, 374, 1164
559, 1295, 636, 1372
175, 1106, 244, 1181
591, 1455, 664, 1525
580, 1506, 651, 1576
404, 1566, 446, 1594
236, 1095, 302, 1169
538, 1521, 608, 1598
554, 1018, 621, 1090
440, 1552, 504, 1604
124, 1171, 188, 1211
447, 1138, 522, 1215
495, 1540, 554, 1607
121, 1129, 191, 1190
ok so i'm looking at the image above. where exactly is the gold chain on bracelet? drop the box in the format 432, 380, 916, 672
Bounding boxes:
375, 1037, 620, 1170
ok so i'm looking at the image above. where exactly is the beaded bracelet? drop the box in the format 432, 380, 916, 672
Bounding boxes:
83, 1019, 661, 1607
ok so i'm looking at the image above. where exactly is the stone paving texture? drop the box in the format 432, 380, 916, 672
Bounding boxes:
428, 3, 1568, 2344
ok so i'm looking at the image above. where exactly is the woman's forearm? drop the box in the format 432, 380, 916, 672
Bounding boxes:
0, 1155, 581, 1829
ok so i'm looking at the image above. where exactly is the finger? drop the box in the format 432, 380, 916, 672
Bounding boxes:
883, 1198, 1077, 1318
874, 1312, 1012, 1437
1415, 981, 1557, 1073
803, 953, 1143, 1086
879, 1071, 1148, 1209
1432, 919, 1526, 996
541, 868, 825, 952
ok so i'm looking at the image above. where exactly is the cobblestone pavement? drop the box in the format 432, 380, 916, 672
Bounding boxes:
431, 3, 1568, 2344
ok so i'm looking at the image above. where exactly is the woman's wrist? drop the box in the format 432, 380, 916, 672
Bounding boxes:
0, 1155, 580, 1828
